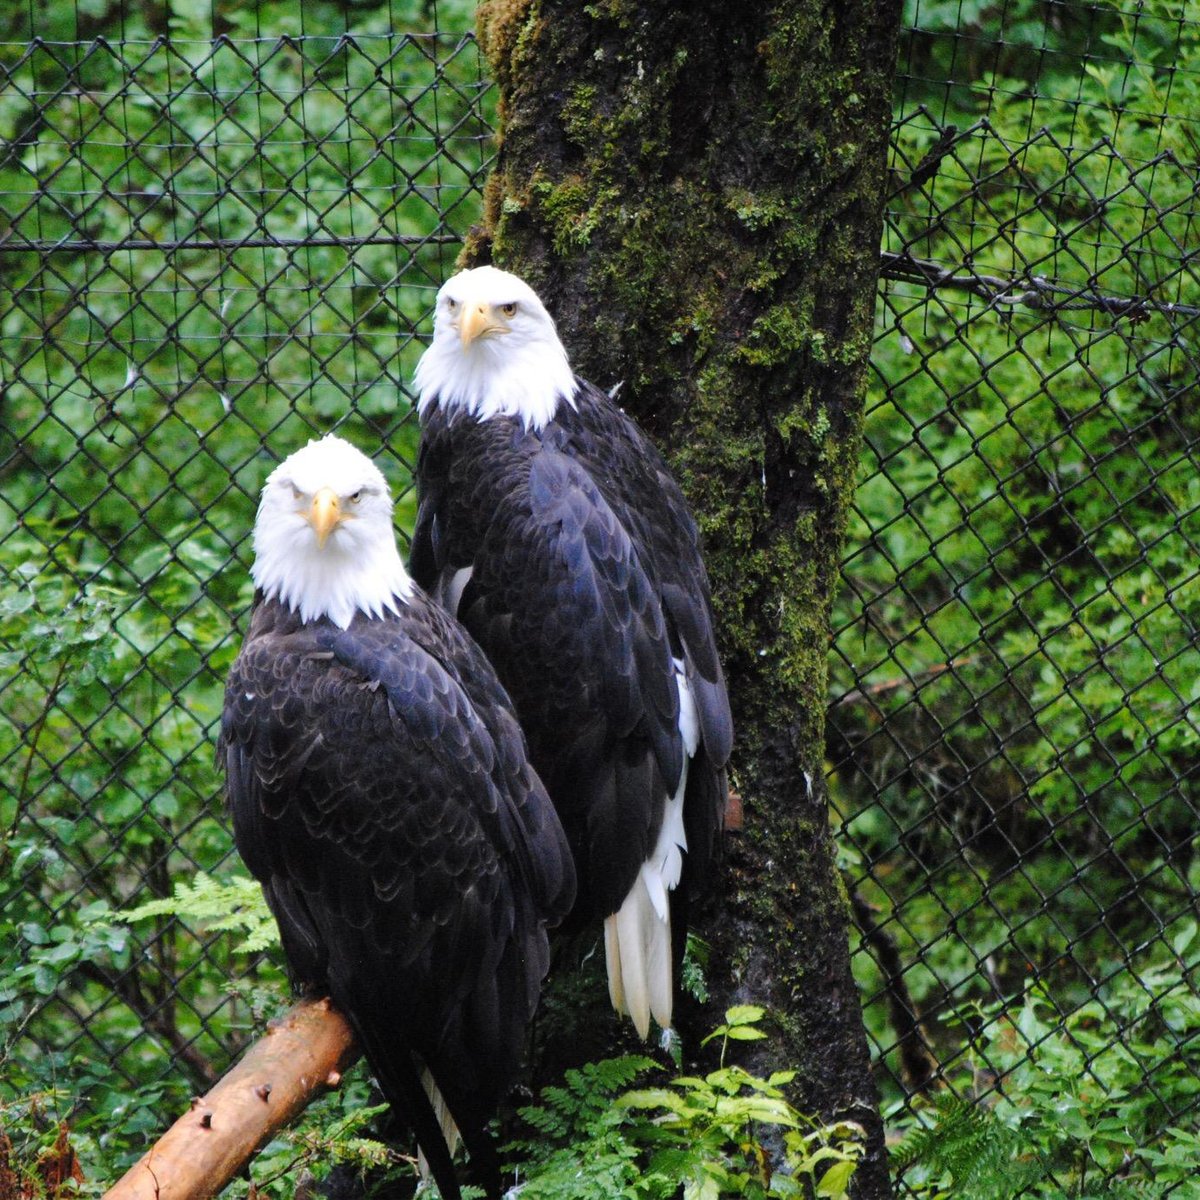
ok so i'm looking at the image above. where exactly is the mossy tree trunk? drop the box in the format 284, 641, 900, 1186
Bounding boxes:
467, 2, 899, 1195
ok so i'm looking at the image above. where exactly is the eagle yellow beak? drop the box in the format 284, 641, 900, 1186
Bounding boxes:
309, 487, 341, 549
460, 302, 507, 347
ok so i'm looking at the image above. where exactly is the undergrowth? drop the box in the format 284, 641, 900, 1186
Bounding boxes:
506, 1005, 865, 1200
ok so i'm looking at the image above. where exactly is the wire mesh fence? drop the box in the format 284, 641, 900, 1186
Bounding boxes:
0, 10, 491, 1149
828, 1, 1200, 1192
1, 1, 1198, 1195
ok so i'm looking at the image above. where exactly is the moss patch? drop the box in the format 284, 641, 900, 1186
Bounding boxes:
470, 1, 901, 1193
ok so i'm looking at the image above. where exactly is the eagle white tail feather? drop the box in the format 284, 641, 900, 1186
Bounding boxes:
646, 661, 697, 921
604, 916, 625, 1013
604, 663, 699, 1038
605, 880, 670, 1038
644, 770, 688, 921
417, 1069, 461, 1183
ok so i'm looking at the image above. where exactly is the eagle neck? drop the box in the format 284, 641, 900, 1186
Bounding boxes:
414, 344, 578, 433
252, 537, 412, 631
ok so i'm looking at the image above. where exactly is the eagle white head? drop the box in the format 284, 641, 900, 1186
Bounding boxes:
413, 265, 577, 431
250, 434, 413, 630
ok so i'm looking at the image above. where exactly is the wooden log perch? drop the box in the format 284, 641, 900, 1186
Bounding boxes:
104, 997, 360, 1200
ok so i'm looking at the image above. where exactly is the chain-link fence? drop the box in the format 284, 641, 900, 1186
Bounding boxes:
0, 7, 489, 1150
2, 2, 1198, 1195
828, 2, 1200, 1193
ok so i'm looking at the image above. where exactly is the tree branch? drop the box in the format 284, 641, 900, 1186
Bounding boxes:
78, 961, 220, 1089
848, 889, 939, 1093
103, 997, 359, 1200
880, 249, 1200, 320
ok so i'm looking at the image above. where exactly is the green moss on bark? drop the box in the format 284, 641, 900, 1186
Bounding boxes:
470, 1, 900, 1195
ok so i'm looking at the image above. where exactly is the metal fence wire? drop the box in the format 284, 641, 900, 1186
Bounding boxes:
0, 14, 490, 1140
2, 2, 1199, 1195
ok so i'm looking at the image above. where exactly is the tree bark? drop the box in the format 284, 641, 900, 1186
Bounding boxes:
103, 998, 358, 1200
469, 2, 900, 1196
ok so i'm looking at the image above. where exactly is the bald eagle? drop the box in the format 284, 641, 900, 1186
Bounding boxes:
220, 434, 574, 1200
411, 266, 732, 1039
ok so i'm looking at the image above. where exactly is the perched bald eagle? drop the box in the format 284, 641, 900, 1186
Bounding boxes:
220, 434, 574, 1200
411, 266, 732, 1039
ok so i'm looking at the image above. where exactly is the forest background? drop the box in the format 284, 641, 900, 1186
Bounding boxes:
1, 0, 1198, 1197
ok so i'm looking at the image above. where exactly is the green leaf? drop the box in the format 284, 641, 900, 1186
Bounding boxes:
616, 1088, 684, 1113
724, 1025, 767, 1040
732, 1098, 800, 1127
1172, 921, 1197, 957
32, 964, 59, 995
815, 1159, 857, 1198
724, 1004, 766, 1025
21, 923, 49, 946
118, 872, 278, 953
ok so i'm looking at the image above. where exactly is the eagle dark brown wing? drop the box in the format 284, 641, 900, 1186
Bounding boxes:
412, 381, 730, 1029
220, 591, 573, 1200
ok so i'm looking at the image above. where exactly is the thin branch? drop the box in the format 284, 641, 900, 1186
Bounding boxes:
833, 656, 980, 708
880, 249, 1200, 321
11, 657, 71, 834
77, 962, 219, 1088
849, 887, 940, 1093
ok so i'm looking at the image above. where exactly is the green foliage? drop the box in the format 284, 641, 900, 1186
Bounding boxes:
509, 1054, 660, 1198
833, 0, 1200, 1145
891, 1096, 1032, 1200
208, 1070, 470, 1200
682, 932, 712, 1005
0, 434, 262, 1167
0, 0, 489, 1184
0, 1094, 97, 1200
509, 1007, 865, 1200
233, 1093, 410, 1199
1, 1, 1197, 1198
5, 900, 129, 1008
893, 927, 1200, 1198
821, 3, 1200, 1193
702, 1004, 771, 1053
0, 552, 246, 1141
119, 870, 278, 953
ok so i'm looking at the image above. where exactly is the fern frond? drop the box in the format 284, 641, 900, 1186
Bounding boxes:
892, 1095, 1034, 1200
117, 872, 278, 953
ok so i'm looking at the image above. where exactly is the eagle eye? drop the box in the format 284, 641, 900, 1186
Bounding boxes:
501, 302, 517, 317
350, 490, 364, 504
446, 297, 459, 312
290, 484, 302, 501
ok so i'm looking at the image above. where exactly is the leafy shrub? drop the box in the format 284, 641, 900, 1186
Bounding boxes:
509, 1007, 865, 1200
893, 924, 1200, 1197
